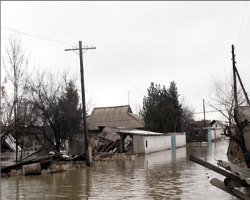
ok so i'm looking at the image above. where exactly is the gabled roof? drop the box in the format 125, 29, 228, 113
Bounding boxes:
88, 105, 144, 131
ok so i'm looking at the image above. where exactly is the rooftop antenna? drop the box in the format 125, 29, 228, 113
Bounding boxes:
128, 90, 131, 106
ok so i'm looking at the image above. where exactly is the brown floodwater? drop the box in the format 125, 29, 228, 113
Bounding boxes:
1, 138, 237, 200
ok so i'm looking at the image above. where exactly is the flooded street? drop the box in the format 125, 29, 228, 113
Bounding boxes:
1, 138, 237, 200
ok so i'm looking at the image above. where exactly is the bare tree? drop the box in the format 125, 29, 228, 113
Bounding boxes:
208, 73, 245, 125
1, 34, 30, 162
208, 71, 250, 168
28, 69, 82, 153
1, 85, 16, 140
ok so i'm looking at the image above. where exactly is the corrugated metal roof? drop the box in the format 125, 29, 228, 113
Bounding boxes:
2, 134, 22, 152
118, 129, 164, 136
88, 105, 144, 130
98, 127, 121, 142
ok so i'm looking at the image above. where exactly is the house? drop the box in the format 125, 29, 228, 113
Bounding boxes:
87, 105, 144, 134
208, 120, 225, 141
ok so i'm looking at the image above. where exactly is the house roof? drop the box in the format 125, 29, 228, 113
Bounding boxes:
118, 129, 164, 136
118, 129, 185, 136
87, 105, 144, 131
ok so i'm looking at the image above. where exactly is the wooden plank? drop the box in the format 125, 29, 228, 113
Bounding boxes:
210, 178, 250, 200
217, 160, 250, 181
189, 155, 248, 186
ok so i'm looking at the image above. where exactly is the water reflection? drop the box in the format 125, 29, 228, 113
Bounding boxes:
1, 138, 237, 200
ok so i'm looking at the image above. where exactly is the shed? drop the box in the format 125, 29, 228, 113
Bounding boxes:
118, 129, 186, 154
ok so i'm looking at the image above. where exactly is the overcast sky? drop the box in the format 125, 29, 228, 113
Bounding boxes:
1, 1, 250, 121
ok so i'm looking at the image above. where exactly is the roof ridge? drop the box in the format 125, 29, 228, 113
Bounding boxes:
128, 113, 144, 125
93, 105, 130, 109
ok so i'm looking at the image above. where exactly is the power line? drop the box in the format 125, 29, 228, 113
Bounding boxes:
238, 2, 250, 59
95, 49, 146, 96
237, 1, 248, 47
1, 37, 66, 47
238, 15, 250, 58
88, 49, 145, 97
2, 26, 146, 98
1, 26, 74, 46
193, 109, 227, 115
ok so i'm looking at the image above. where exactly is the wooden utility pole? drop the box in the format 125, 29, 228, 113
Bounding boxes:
235, 67, 250, 107
231, 45, 250, 169
231, 47, 250, 107
232, 45, 239, 121
65, 41, 96, 167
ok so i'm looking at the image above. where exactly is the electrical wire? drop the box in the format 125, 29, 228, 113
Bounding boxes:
1, 26, 75, 46
238, 12, 250, 59
1, 37, 66, 47
87, 49, 146, 97
193, 110, 227, 115
1, 26, 147, 100
236, 1, 248, 47
237, 2, 250, 59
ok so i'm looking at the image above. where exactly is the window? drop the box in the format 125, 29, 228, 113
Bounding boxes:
146, 140, 148, 148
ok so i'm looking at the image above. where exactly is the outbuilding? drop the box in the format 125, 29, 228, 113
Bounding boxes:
117, 129, 186, 154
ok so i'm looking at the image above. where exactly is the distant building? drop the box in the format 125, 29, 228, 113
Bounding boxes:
185, 120, 211, 143
208, 120, 225, 141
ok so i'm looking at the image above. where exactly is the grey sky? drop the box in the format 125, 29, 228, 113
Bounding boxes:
1, 1, 250, 121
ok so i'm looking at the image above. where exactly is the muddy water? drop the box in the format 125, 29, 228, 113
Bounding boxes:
1, 138, 237, 200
